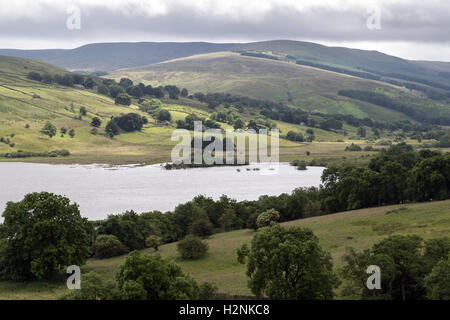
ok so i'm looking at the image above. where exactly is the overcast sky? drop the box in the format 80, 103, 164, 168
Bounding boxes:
1, 0, 449, 61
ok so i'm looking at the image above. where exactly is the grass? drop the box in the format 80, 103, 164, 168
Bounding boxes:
1, 200, 448, 299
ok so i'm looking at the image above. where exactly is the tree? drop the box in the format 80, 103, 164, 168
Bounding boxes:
145, 235, 162, 251
97, 211, 148, 250
233, 118, 245, 130
60, 127, 67, 136
106, 120, 120, 137
40, 122, 57, 138
0, 192, 93, 280
237, 225, 338, 299
27, 71, 42, 81
69, 129, 75, 138
108, 85, 124, 98
79, 106, 87, 116
180, 88, 188, 97
97, 84, 109, 96
424, 256, 450, 300
342, 235, 428, 300
256, 209, 280, 229
188, 219, 214, 238
93, 234, 128, 259
156, 109, 172, 122
115, 93, 132, 106
177, 235, 209, 259
357, 126, 367, 137
113, 113, 144, 132
119, 78, 133, 89
116, 251, 200, 299
42, 74, 53, 84
91, 117, 102, 128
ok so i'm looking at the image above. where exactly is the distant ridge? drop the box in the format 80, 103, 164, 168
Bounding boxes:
2, 39, 450, 96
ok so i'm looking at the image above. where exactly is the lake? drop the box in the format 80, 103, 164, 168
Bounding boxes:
0, 162, 325, 220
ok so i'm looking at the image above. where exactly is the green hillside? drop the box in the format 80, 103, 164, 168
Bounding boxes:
108, 51, 450, 123
1, 55, 380, 164
1, 200, 448, 299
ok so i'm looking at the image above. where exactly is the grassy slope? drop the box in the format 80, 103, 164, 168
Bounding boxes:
107, 52, 435, 122
1, 55, 404, 164
0, 200, 448, 299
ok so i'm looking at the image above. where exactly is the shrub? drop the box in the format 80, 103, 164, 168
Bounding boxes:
345, 143, 362, 151
60, 271, 120, 300
93, 234, 128, 259
177, 235, 209, 259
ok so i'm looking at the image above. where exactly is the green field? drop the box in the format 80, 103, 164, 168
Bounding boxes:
0, 200, 448, 299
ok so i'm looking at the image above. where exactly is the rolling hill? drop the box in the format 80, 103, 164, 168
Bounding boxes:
1, 55, 379, 164
108, 51, 450, 123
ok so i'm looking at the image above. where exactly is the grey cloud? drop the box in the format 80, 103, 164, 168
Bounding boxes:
0, 1, 449, 48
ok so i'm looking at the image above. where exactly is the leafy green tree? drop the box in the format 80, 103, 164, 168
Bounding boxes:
42, 74, 53, 84
97, 211, 147, 250
27, 71, 42, 81
113, 113, 144, 132
116, 251, 200, 299
177, 235, 209, 259
108, 85, 124, 98
69, 129, 75, 138
97, 84, 109, 96
188, 218, 214, 238
342, 235, 427, 300
233, 118, 245, 130
0, 192, 93, 280
91, 117, 102, 127
40, 122, 57, 138
79, 106, 87, 116
115, 93, 131, 106
145, 235, 162, 251
119, 78, 133, 89
218, 208, 239, 231
357, 126, 367, 137
411, 154, 450, 201
156, 109, 172, 122
180, 88, 188, 97
237, 225, 338, 299
60, 127, 67, 136
93, 234, 128, 259
105, 120, 120, 137
424, 256, 450, 300
256, 209, 280, 229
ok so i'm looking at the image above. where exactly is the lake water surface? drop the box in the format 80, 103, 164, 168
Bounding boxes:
0, 162, 324, 220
